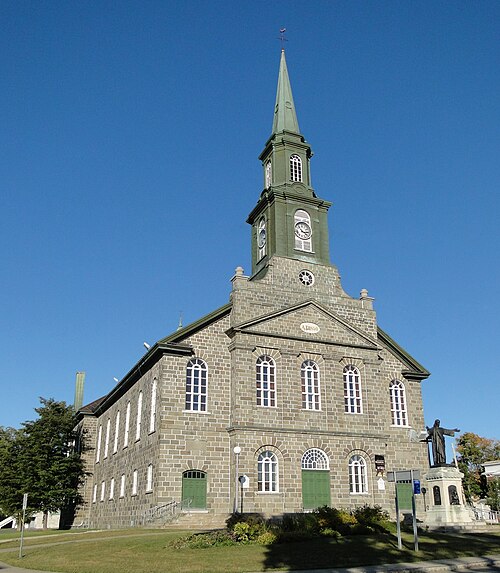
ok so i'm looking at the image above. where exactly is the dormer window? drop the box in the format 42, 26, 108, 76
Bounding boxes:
265, 161, 272, 188
290, 154, 302, 182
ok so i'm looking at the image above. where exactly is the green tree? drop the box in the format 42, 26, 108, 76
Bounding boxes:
0, 426, 26, 523
456, 432, 500, 502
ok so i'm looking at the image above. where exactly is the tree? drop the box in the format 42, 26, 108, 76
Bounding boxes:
456, 432, 500, 502
0, 426, 26, 523
20, 398, 86, 528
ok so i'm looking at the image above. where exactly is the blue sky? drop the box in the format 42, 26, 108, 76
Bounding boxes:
1, 1, 498, 442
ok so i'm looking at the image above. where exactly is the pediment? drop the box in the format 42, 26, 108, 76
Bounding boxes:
231, 301, 378, 350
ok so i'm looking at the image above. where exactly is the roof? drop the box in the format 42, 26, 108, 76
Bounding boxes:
377, 326, 430, 381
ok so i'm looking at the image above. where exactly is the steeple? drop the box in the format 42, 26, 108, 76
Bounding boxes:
272, 50, 300, 136
247, 50, 332, 277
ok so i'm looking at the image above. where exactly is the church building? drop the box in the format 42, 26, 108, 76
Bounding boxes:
75, 50, 430, 529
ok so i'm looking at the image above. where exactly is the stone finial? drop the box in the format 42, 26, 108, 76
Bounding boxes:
235, 266, 244, 276
360, 289, 369, 299
359, 288, 374, 309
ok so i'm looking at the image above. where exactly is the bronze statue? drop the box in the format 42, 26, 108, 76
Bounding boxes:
426, 419, 460, 466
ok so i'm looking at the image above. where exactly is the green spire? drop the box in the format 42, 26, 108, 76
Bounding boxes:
272, 49, 300, 135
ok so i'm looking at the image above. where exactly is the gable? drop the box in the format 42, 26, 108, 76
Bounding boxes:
230, 300, 378, 350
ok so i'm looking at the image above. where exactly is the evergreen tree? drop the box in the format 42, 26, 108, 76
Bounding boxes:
0, 426, 26, 521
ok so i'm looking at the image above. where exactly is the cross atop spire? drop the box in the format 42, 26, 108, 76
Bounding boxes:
271, 49, 300, 136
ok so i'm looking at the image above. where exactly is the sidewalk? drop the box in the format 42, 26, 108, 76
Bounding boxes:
1, 554, 499, 573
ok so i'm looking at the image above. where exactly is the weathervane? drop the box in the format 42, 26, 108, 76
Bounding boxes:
278, 28, 288, 50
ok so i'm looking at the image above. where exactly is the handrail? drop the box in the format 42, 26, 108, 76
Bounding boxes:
142, 498, 193, 525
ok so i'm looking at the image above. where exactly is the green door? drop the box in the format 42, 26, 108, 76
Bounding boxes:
302, 470, 331, 510
182, 470, 207, 509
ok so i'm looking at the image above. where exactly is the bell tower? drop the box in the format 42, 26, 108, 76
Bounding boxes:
247, 50, 332, 277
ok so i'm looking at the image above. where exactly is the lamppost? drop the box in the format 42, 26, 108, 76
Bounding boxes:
233, 446, 241, 513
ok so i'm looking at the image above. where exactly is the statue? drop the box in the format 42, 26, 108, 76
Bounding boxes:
426, 419, 460, 466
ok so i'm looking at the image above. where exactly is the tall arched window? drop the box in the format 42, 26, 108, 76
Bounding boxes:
301, 448, 329, 470
258, 450, 278, 492
185, 359, 208, 412
135, 391, 143, 441
256, 355, 276, 407
265, 161, 272, 188
123, 401, 130, 448
149, 378, 157, 433
96, 424, 102, 462
294, 209, 312, 252
290, 154, 302, 182
257, 217, 267, 260
301, 360, 321, 410
343, 365, 363, 414
349, 454, 368, 494
113, 410, 120, 453
389, 380, 408, 426
104, 418, 110, 458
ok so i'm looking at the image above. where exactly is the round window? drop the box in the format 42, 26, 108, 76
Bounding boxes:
298, 270, 315, 286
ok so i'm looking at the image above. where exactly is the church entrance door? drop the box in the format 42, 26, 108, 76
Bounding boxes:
182, 470, 207, 509
302, 469, 331, 509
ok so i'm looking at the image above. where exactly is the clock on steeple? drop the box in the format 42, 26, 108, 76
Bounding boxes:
247, 49, 332, 278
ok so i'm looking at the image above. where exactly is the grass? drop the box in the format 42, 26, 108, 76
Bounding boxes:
0, 527, 498, 573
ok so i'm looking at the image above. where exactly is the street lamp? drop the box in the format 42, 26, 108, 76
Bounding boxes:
233, 446, 241, 513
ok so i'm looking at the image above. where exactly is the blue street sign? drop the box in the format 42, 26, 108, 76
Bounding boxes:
413, 480, 421, 494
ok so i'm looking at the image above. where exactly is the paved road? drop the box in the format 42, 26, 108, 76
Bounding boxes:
1, 555, 499, 573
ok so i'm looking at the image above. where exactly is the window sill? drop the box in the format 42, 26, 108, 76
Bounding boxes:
301, 408, 322, 412
182, 410, 210, 414
256, 405, 277, 409
146, 489, 153, 494
390, 424, 409, 428
256, 491, 281, 495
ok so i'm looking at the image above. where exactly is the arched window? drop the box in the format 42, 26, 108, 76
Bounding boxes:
265, 161, 272, 188
185, 359, 208, 412
433, 485, 442, 505
294, 209, 312, 252
290, 154, 302, 182
349, 454, 368, 494
113, 410, 120, 453
343, 365, 363, 414
123, 401, 130, 448
258, 450, 278, 492
135, 391, 143, 441
301, 360, 321, 410
257, 217, 266, 260
104, 418, 111, 458
389, 380, 408, 426
149, 378, 157, 433
256, 355, 276, 407
96, 424, 102, 462
302, 448, 329, 470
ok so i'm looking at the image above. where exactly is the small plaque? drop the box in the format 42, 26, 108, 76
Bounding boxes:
300, 322, 320, 334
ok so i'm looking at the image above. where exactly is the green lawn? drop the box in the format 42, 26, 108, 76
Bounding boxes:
0, 528, 499, 573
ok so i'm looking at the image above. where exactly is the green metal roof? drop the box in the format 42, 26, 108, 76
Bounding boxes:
272, 49, 300, 136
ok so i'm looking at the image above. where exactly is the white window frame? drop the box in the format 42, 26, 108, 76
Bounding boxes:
290, 154, 302, 182
124, 401, 130, 448
343, 365, 363, 414
294, 209, 312, 252
301, 360, 321, 410
349, 454, 368, 494
185, 359, 208, 412
149, 379, 157, 433
113, 410, 120, 453
258, 217, 266, 261
301, 448, 329, 470
96, 424, 102, 463
390, 380, 408, 426
257, 450, 278, 492
146, 464, 153, 492
104, 418, 110, 458
119, 474, 125, 498
135, 391, 143, 441
109, 477, 115, 500
132, 470, 138, 496
92, 483, 97, 503
100, 481, 105, 502
256, 355, 276, 407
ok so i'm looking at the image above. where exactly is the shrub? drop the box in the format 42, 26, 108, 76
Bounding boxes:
256, 530, 278, 545
314, 506, 357, 535
279, 512, 316, 533
319, 527, 342, 540
352, 504, 389, 526
169, 530, 236, 549
226, 512, 265, 531
276, 529, 316, 543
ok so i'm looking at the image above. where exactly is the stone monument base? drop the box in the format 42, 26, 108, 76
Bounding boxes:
424, 466, 472, 527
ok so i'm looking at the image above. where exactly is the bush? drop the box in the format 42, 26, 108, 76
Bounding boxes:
226, 513, 268, 541
279, 512, 317, 533
314, 506, 357, 535
169, 530, 237, 549
256, 530, 278, 545
352, 504, 389, 526
276, 529, 316, 543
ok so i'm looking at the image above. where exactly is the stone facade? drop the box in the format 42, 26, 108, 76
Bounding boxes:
74, 50, 430, 529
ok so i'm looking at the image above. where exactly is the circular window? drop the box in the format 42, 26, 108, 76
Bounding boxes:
298, 270, 315, 286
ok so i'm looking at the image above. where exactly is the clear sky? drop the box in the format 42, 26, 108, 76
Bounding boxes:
1, 1, 499, 442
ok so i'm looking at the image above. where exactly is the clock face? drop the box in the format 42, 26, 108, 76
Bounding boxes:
258, 228, 267, 248
295, 221, 312, 240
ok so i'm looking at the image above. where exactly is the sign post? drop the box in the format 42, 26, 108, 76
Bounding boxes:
387, 470, 420, 552
19, 493, 28, 558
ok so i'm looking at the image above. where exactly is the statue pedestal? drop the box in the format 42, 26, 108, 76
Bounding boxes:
423, 466, 472, 527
